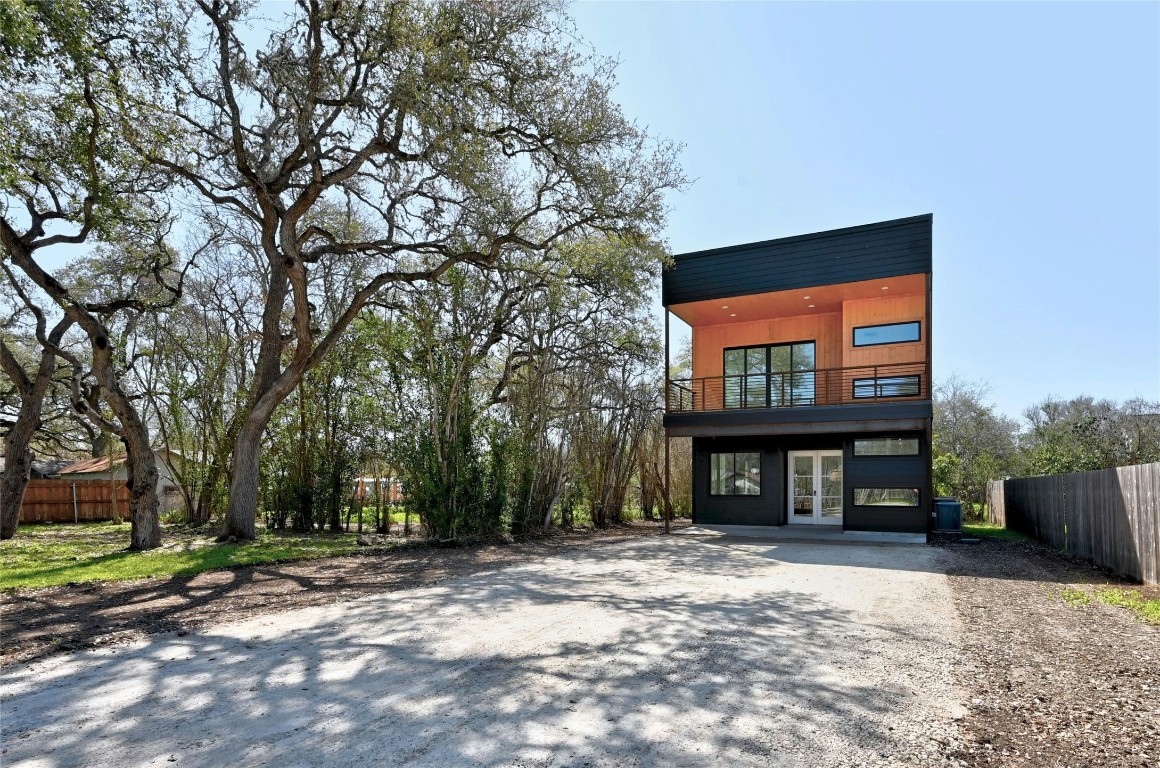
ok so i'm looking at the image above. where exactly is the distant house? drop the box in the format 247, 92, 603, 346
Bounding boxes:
58, 448, 187, 512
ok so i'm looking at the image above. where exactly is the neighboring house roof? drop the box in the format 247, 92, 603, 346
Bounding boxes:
59, 454, 128, 474
31, 459, 75, 477
58, 448, 182, 475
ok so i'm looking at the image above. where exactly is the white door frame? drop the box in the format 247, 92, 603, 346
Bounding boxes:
787, 450, 844, 526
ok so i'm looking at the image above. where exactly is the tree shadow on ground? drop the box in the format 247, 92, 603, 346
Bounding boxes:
1, 537, 953, 767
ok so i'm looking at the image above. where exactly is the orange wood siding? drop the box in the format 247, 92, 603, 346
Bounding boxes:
691, 312, 842, 379
841, 290, 927, 368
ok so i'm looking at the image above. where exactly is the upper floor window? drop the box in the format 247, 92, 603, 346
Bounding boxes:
723, 342, 815, 408
853, 321, 921, 347
852, 375, 921, 399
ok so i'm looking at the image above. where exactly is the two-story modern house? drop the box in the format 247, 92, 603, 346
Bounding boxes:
662, 214, 933, 536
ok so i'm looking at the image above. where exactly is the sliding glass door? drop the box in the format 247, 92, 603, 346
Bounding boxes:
724, 342, 815, 408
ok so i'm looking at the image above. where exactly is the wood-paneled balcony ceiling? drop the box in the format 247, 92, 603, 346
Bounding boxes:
668, 273, 926, 327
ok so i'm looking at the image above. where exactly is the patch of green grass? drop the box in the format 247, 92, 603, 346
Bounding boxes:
1059, 586, 1091, 607
1093, 586, 1160, 625
961, 522, 1031, 541
1, 522, 360, 591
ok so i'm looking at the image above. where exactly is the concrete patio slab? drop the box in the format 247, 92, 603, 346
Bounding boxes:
675, 523, 928, 544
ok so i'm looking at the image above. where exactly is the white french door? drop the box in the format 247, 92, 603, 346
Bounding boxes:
787, 450, 843, 525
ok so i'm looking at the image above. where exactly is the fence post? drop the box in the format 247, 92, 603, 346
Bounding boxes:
72, 483, 78, 524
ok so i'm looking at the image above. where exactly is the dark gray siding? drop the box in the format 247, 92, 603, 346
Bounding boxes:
663, 214, 932, 306
665, 401, 934, 437
842, 432, 929, 533
690, 429, 931, 534
691, 437, 784, 526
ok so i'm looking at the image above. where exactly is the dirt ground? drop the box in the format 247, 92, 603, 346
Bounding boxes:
0, 520, 685, 668
2, 525, 1158, 767
935, 536, 1160, 768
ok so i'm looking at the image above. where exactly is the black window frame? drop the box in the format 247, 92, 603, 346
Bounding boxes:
852, 487, 921, 507
852, 374, 922, 399
722, 340, 816, 409
852, 436, 922, 457
852, 321, 921, 348
708, 451, 763, 496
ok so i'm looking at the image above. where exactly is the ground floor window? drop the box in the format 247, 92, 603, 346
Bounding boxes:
853, 437, 920, 456
853, 488, 920, 507
710, 452, 761, 496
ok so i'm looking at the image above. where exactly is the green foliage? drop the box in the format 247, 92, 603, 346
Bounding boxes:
1020, 396, 1160, 476
1094, 587, 1160, 625
394, 411, 508, 540
1057, 584, 1160, 626
932, 449, 960, 497
0, 523, 359, 590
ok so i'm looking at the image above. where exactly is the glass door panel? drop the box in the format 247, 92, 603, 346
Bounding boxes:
745, 347, 768, 408
723, 342, 817, 408
788, 450, 843, 525
724, 349, 744, 409
791, 454, 815, 521
768, 345, 791, 406
791, 342, 816, 405
819, 453, 843, 524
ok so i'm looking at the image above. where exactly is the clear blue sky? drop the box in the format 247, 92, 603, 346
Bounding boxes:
571, 1, 1160, 418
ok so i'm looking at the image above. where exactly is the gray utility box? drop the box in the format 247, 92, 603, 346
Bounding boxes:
934, 498, 963, 532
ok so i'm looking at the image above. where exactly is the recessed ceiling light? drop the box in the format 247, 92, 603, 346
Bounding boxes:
803, 295, 811, 300
721, 305, 729, 309
729, 313, 736, 317
808, 304, 815, 308
881, 286, 889, 291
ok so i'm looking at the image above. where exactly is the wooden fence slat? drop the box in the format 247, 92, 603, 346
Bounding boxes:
990, 463, 1158, 585
17, 479, 130, 524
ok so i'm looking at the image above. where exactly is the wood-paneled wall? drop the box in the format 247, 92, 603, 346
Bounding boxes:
691, 312, 842, 379
688, 287, 929, 378
841, 292, 927, 368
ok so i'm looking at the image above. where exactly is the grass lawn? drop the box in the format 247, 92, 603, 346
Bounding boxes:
961, 521, 1032, 541
1, 522, 361, 591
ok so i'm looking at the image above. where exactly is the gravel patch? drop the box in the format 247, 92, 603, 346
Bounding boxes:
0, 522, 679, 667
2, 536, 963, 767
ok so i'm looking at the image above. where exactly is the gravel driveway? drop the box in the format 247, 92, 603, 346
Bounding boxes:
1, 536, 964, 767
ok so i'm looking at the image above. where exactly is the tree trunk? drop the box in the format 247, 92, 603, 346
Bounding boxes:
1, 323, 73, 540
221, 419, 265, 540
329, 471, 342, 532
90, 346, 161, 550
0, 379, 39, 541
0, 447, 32, 541
4, 227, 160, 549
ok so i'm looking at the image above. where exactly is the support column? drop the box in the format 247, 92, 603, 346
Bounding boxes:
663, 308, 671, 534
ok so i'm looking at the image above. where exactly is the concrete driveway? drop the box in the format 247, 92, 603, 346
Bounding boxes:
1, 536, 964, 767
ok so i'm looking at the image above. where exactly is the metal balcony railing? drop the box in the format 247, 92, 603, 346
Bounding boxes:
666, 361, 929, 413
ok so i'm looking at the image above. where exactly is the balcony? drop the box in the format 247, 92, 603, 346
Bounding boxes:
667, 361, 929, 413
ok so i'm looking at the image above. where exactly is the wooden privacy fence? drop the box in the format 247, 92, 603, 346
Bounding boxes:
987, 462, 1160, 585
19, 479, 130, 524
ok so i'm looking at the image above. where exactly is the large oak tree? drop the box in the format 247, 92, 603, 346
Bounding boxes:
133, 0, 684, 539
1, 0, 186, 548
